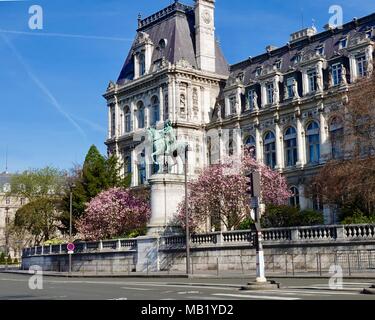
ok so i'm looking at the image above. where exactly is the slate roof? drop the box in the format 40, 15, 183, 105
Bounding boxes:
117, 1, 229, 85
229, 13, 375, 83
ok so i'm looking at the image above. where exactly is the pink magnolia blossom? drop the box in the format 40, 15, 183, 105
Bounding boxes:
76, 188, 151, 240
177, 149, 291, 232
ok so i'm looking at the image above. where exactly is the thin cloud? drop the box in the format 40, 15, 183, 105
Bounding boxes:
0, 33, 87, 139
0, 29, 133, 42
71, 114, 107, 134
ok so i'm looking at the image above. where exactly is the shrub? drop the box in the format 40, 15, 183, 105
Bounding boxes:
13, 258, 19, 265
299, 209, 324, 226
261, 205, 300, 228
341, 210, 375, 225
0, 252, 5, 264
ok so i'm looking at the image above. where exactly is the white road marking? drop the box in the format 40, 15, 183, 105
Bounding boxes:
121, 287, 152, 291
213, 293, 300, 300
177, 291, 200, 295
270, 289, 358, 296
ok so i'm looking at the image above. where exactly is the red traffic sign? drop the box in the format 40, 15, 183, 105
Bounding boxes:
67, 243, 75, 252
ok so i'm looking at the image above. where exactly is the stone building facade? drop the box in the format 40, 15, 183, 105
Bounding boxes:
0, 173, 25, 258
104, 0, 375, 225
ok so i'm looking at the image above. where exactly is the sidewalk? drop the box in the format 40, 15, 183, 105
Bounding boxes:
2, 268, 375, 280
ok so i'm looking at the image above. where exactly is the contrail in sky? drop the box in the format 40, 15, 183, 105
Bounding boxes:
0, 33, 87, 139
0, 29, 133, 42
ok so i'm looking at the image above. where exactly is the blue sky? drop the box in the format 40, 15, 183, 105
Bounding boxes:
0, 0, 374, 172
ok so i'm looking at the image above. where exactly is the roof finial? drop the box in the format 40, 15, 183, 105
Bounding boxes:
138, 13, 142, 28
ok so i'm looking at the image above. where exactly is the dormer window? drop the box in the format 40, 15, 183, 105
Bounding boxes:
3, 183, 11, 193
316, 45, 325, 56
292, 54, 302, 64
366, 29, 373, 39
255, 67, 262, 77
339, 37, 348, 49
274, 59, 282, 70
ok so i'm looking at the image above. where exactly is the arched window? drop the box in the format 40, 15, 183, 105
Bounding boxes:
137, 101, 145, 129
289, 186, 300, 207
124, 106, 131, 133
330, 117, 344, 159
264, 131, 276, 169
245, 135, 256, 158
150, 96, 160, 126
284, 127, 298, 167
306, 121, 320, 164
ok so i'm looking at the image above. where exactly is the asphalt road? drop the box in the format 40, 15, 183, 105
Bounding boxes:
0, 273, 374, 300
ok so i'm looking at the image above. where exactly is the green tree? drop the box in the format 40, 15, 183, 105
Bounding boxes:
14, 198, 61, 245
60, 145, 131, 234
0, 252, 5, 264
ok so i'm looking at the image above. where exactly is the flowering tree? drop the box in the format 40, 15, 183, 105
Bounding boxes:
76, 188, 151, 240
177, 149, 291, 232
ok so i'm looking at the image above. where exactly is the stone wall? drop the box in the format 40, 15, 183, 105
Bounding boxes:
21, 224, 375, 274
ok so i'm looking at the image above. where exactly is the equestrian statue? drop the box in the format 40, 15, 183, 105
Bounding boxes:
147, 120, 188, 174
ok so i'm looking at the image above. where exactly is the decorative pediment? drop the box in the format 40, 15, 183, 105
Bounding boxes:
134, 31, 153, 46
107, 81, 115, 91
175, 58, 192, 69
348, 32, 371, 48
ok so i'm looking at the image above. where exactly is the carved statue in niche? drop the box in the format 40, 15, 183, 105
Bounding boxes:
328, 71, 334, 88
252, 91, 259, 110
193, 88, 199, 111
180, 94, 186, 114
341, 64, 348, 85
367, 51, 373, 77
273, 84, 279, 104
316, 68, 323, 92
292, 78, 300, 98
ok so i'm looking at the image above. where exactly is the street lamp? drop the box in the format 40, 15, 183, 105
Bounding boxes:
184, 144, 190, 276
68, 182, 76, 276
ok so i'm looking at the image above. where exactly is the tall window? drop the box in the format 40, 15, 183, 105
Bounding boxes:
266, 83, 274, 105
228, 130, 234, 156
289, 187, 300, 207
229, 96, 236, 114
125, 155, 132, 175
330, 117, 344, 159
284, 127, 298, 167
139, 53, 146, 76
264, 131, 276, 169
124, 106, 131, 133
339, 37, 347, 49
307, 69, 317, 92
151, 96, 160, 126
356, 54, 368, 78
245, 135, 256, 158
306, 121, 320, 164
137, 101, 145, 129
286, 78, 294, 99
332, 64, 342, 86
138, 151, 146, 185
111, 112, 116, 137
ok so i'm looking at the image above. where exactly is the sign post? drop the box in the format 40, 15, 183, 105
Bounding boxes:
67, 243, 75, 275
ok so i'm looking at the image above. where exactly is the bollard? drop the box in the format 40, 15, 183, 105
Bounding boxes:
285, 253, 288, 275
292, 255, 295, 276
191, 257, 194, 275
348, 253, 351, 276
217, 257, 219, 276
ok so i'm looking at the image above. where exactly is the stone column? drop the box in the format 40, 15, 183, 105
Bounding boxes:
298, 184, 308, 210
187, 83, 193, 121
236, 87, 242, 114
159, 86, 164, 123
349, 54, 357, 83
175, 80, 180, 122
260, 83, 267, 108
114, 95, 120, 139
168, 81, 173, 121
319, 108, 330, 163
275, 121, 283, 170
107, 104, 112, 139
296, 116, 305, 168
131, 149, 137, 187
301, 69, 308, 96
224, 95, 230, 117
234, 125, 242, 157
255, 126, 263, 163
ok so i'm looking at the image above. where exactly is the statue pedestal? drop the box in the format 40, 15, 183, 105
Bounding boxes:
147, 174, 186, 236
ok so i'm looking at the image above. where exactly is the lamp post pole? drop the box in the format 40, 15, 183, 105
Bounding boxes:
184, 145, 190, 275
69, 188, 72, 276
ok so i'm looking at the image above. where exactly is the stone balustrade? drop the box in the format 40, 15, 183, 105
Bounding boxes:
21, 224, 375, 258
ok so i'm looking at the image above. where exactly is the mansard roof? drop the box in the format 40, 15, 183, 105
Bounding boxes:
117, 1, 229, 85
229, 13, 375, 84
